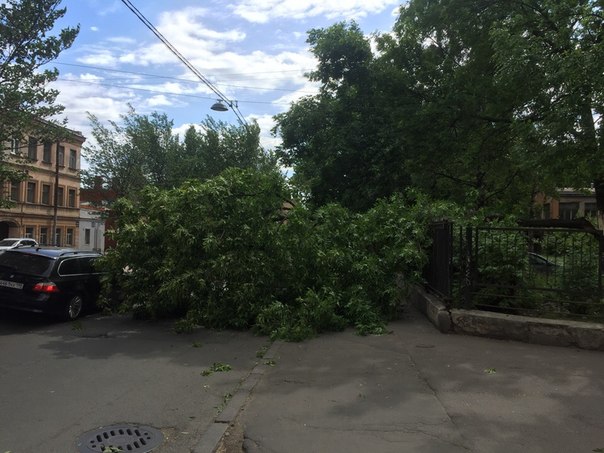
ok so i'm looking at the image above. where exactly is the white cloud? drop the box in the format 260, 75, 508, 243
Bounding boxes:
173, 123, 203, 140
249, 114, 281, 150
49, 74, 137, 144
147, 95, 174, 107
272, 80, 320, 108
96, 0, 121, 16
229, 0, 400, 23
78, 49, 120, 67
90, 26, 99, 32
107, 36, 137, 45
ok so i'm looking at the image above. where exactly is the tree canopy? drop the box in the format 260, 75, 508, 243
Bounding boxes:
274, 0, 604, 216
0, 0, 79, 143
83, 110, 275, 201
0, 0, 78, 205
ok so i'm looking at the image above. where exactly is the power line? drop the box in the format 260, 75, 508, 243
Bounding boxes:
55, 77, 288, 106
120, 0, 248, 126
56, 61, 312, 78
54, 62, 316, 94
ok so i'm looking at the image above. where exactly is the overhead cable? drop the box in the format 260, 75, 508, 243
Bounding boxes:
120, 0, 248, 126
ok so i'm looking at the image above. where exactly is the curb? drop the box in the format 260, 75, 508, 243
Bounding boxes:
411, 285, 604, 351
192, 341, 280, 453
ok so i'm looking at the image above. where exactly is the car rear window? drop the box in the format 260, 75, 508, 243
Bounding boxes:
0, 239, 17, 247
0, 251, 54, 276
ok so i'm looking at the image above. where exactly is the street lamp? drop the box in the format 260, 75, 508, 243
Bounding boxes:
210, 100, 228, 112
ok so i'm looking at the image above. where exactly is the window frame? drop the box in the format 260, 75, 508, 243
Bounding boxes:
28, 137, 38, 160
41, 184, 51, 205
40, 227, 48, 246
68, 188, 76, 208
10, 137, 20, 155
26, 181, 36, 203
69, 149, 77, 169
10, 181, 20, 202
56, 186, 64, 207
42, 142, 52, 163
57, 145, 65, 167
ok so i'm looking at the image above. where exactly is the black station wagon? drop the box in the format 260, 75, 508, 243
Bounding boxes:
0, 248, 103, 320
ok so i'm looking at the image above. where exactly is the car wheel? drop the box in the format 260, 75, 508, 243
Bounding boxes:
65, 295, 84, 320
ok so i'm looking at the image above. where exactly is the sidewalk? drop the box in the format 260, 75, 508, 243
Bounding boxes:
235, 308, 604, 453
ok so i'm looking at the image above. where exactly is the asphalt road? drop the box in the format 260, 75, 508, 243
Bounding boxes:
240, 308, 604, 453
0, 308, 269, 453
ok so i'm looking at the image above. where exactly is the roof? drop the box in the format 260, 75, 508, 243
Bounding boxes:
5, 247, 101, 259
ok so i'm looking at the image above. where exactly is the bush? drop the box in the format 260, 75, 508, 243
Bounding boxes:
99, 168, 454, 340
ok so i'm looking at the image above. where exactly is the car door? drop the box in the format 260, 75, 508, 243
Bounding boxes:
77, 256, 102, 303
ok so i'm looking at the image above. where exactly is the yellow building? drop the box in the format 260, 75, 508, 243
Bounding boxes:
0, 128, 85, 246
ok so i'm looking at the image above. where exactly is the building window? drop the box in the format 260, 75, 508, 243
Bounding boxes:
57, 186, 64, 206
42, 184, 51, 205
40, 227, 48, 245
66, 228, 74, 246
25, 226, 34, 239
543, 203, 550, 220
58, 146, 65, 166
69, 149, 77, 169
43, 142, 52, 163
10, 137, 20, 155
10, 181, 20, 201
559, 202, 580, 220
585, 202, 598, 218
26, 181, 36, 203
28, 137, 38, 160
68, 188, 76, 208
84, 228, 91, 245
54, 228, 61, 246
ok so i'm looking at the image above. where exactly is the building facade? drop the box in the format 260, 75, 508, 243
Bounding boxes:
79, 204, 105, 252
0, 129, 85, 246
538, 188, 598, 221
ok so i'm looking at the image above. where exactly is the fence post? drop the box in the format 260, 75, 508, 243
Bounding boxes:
599, 233, 603, 298
462, 226, 474, 309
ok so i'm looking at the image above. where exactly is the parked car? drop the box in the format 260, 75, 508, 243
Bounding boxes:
0, 247, 103, 320
528, 252, 559, 272
0, 237, 38, 250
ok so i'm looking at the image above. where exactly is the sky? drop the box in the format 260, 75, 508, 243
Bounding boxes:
48, 0, 403, 151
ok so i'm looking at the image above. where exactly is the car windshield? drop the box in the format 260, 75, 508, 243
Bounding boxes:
0, 252, 54, 276
0, 239, 18, 247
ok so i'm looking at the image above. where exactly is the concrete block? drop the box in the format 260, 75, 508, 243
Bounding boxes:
451, 309, 530, 342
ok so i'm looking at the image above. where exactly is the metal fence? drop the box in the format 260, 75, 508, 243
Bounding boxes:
424, 222, 604, 321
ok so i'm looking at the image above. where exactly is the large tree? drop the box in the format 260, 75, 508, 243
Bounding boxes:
489, 0, 604, 212
275, 22, 410, 211
275, 16, 538, 213
83, 111, 274, 201
83, 109, 181, 199
376, 0, 545, 214
177, 117, 275, 182
276, 1, 604, 216
0, 0, 79, 144
0, 0, 78, 206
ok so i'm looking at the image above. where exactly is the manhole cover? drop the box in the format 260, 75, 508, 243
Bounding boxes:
76, 424, 164, 453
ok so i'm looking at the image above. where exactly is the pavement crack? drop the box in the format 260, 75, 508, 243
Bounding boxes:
396, 331, 474, 452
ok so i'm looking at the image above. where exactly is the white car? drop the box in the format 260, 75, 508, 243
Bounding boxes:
0, 238, 38, 250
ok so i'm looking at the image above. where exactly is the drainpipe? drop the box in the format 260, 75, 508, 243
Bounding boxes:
52, 140, 59, 246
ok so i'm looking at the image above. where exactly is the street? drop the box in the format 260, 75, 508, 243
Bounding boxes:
0, 309, 268, 453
